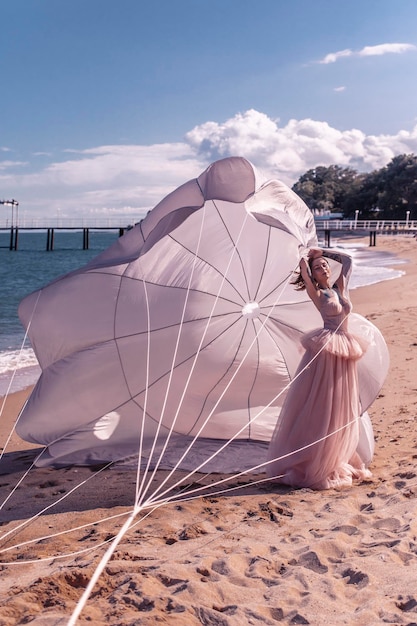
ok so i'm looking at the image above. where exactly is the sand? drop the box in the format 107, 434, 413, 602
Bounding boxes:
0, 236, 416, 626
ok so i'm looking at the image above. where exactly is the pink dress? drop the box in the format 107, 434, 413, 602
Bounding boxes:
267, 287, 372, 490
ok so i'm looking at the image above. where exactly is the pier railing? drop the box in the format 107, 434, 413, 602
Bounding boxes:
0, 216, 415, 230
314, 219, 417, 246
1, 218, 416, 251
0, 216, 143, 229
314, 219, 416, 232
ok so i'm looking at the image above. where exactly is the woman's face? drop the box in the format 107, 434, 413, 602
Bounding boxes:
311, 257, 331, 285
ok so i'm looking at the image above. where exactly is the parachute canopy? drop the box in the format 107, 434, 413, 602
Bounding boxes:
17, 157, 389, 471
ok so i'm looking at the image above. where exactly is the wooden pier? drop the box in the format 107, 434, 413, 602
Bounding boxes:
315, 219, 416, 247
1, 225, 131, 251
321, 227, 379, 247
1, 219, 416, 251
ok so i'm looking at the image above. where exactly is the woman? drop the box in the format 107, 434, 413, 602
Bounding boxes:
267, 247, 372, 489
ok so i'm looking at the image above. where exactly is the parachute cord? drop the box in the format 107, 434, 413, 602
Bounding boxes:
0, 504, 161, 566
67, 506, 138, 626
139, 206, 259, 504
7, 472, 417, 570
141, 253, 302, 505
143, 272, 352, 506
67, 500, 165, 626
147, 408, 360, 508
140, 308, 357, 505
0, 457, 114, 543
0, 510, 130, 557
0, 290, 42, 461
136, 203, 208, 506
0, 456, 41, 514
133, 272, 152, 503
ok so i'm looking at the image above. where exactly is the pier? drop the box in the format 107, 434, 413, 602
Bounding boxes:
314, 219, 416, 247
1, 226, 132, 251
0, 218, 416, 251
0, 216, 139, 251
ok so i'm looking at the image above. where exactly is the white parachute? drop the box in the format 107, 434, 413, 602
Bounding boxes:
17, 156, 388, 474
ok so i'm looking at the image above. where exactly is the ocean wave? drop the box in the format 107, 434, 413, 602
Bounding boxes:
0, 347, 39, 374
0, 348, 41, 395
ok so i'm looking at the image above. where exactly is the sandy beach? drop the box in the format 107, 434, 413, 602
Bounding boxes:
1, 235, 416, 626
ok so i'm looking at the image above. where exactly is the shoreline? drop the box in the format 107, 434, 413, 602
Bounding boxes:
1, 235, 417, 625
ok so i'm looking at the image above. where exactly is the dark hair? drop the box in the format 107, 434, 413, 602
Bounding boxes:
290, 270, 306, 291
291, 256, 330, 291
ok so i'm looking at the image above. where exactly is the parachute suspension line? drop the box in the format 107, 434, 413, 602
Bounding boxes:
136, 203, 208, 507
0, 534, 125, 567
0, 457, 114, 545
67, 506, 137, 626
0, 511, 156, 567
0, 414, 129, 540
145, 256, 293, 501
256, 310, 350, 419
67, 500, 167, 626
0, 290, 43, 460
1, 498, 162, 567
140, 205, 257, 506
0, 510, 131, 559
9, 470, 417, 569
134, 270, 153, 503
265, 413, 363, 480
142, 408, 363, 508
0, 456, 41, 514
141, 306, 356, 505
145, 266, 351, 506
233, 308, 357, 476
143, 230, 300, 507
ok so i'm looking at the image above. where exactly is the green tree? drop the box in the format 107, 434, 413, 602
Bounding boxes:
292, 165, 358, 214
292, 154, 417, 220
375, 154, 417, 219
343, 171, 381, 219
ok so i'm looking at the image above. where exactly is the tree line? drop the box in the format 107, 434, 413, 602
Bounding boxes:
291, 153, 417, 220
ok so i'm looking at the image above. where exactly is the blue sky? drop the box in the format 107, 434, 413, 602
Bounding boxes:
1, 0, 417, 221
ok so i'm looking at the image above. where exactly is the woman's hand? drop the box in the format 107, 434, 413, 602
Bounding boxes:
299, 257, 310, 282
300, 255, 321, 308
307, 247, 323, 260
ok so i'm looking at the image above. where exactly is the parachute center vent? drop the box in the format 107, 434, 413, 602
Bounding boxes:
241, 301, 261, 319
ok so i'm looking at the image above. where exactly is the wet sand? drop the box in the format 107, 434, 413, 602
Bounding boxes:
0, 236, 416, 626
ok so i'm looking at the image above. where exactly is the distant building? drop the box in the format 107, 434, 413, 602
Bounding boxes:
313, 210, 343, 221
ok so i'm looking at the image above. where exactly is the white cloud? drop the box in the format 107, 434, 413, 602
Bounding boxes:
318, 42, 416, 64
0, 160, 27, 170
319, 49, 353, 64
334, 86, 346, 92
186, 109, 417, 180
359, 43, 416, 57
0, 144, 206, 219
1, 109, 417, 220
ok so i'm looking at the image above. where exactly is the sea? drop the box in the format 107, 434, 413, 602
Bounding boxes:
0, 230, 408, 396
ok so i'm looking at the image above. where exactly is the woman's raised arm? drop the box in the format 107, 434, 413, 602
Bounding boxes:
322, 249, 353, 293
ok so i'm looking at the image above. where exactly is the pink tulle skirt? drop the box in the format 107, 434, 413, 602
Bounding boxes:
267, 328, 372, 490
301, 327, 368, 360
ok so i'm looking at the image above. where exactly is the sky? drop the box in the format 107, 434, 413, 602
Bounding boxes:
1, 0, 417, 223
